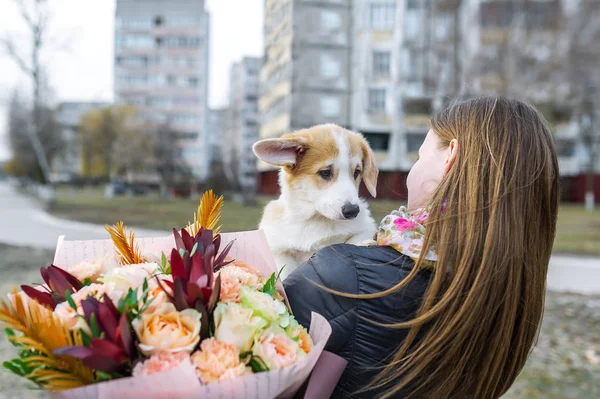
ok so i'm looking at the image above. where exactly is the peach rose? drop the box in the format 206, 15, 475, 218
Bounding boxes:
190, 338, 247, 384
142, 276, 172, 315
132, 303, 202, 356
252, 327, 303, 370
216, 265, 264, 303
68, 259, 103, 282
132, 351, 191, 377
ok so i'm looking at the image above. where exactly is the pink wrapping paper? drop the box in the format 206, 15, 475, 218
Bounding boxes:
50, 230, 347, 399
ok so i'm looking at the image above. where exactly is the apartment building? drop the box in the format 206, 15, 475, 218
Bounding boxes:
224, 57, 261, 192
114, 0, 210, 181
54, 101, 111, 177
259, 0, 352, 183
258, 0, 588, 198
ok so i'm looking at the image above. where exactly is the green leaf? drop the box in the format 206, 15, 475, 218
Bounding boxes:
4, 328, 15, 338
179, 248, 186, 258
291, 336, 299, 342
239, 351, 252, 359
165, 265, 171, 275
95, 371, 113, 382
80, 329, 92, 347
83, 278, 93, 286
261, 266, 286, 297
190, 242, 199, 257
3, 359, 25, 376
249, 356, 270, 373
89, 314, 100, 338
65, 290, 77, 310
161, 252, 167, 270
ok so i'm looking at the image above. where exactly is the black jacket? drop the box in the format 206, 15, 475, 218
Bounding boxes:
284, 244, 432, 398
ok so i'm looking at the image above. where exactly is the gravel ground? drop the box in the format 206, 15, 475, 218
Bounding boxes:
0, 244, 598, 398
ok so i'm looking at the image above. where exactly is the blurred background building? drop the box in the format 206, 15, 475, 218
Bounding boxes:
256, 0, 599, 203
114, 0, 211, 181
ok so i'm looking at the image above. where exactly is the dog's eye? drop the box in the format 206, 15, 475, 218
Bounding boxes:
318, 169, 332, 180
354, 168, 361, 179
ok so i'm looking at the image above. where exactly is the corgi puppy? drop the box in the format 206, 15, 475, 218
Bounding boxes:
253, 124, 379, 279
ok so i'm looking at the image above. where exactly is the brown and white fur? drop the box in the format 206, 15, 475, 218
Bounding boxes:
253, 124, 379, 279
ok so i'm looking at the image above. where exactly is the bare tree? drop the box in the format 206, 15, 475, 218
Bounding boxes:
152, 123, 193, 192
1, 0, 65, 184
5, 89, 63, 181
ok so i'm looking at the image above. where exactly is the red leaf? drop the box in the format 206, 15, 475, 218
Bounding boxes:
195, 300, 210, 340
181, 228, 194, 251
82, 355, 123, 373
214, 240, 235, 269
46, 266, 73, 296
213, 235, 221, 255
170, 249, 186, 280
183, 251, 192, 280
189, 252, 204, 283
50, 265, 83, 291
54, 345, 95, 359
40, 267, 50, 287
208, 274, 221, 313
173, 228, 185, 250
103, 294, 120, 320
90, 339, 125, 362
203, 245, 215, 285
81, 297, 100, 322
200, 229, 213, 249
187, 283, 204, 306
96, 302, 118, 342
155, 277, 174, 301
116, 313, 135, 358
173, 279, 190, 311
21, 285, 55, 309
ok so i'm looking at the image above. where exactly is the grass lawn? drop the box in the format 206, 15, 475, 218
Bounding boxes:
50, 187, 600, 256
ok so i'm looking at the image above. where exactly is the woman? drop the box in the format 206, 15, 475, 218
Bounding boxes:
284, 97, 560, 398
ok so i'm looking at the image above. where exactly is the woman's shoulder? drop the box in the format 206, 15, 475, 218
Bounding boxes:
285, 244, 429, 297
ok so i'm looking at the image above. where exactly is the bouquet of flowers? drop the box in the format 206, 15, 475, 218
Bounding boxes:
0, 191, 344, 398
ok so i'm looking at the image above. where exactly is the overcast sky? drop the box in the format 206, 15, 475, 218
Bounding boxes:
0, 0, 263, 161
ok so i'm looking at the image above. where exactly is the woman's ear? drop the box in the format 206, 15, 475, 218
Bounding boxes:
253, 135, 308, 166
444, 139, 459, 175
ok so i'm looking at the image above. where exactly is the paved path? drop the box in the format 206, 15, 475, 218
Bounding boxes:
0, 182, 598, 294
0, 182, 167, 251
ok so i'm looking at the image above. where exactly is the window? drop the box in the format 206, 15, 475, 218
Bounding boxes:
368, 88, 386, 112
321, 10, 341, 32
321, 55, 340, 79
321, 97, 341, 117
372, 51, 391, 77
188, 77, 199, 87
400, 48, 418, 80
404, 11, 419, 40
245, 95, 258, 102
362, 132, 390, 151
154, 16, 164, 27
555, 139, 576, 157
406, 133, 426, 153
246, 120, 258, 128
369, 2, 396, 30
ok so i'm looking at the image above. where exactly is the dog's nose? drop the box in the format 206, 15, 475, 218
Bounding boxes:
342, 203, 360, 219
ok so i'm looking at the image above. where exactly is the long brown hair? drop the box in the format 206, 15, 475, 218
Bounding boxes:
362, 97, 560, 398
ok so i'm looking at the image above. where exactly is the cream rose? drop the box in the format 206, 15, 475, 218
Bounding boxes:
99, 262, 160, 294
252, 327, 303, 370
132, 303, 202, 356
213, 303, 267, 353
191, 338, 247, 384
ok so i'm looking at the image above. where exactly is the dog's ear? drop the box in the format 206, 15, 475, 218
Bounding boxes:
360, 136, 379, 198
253, 136, 308, 167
